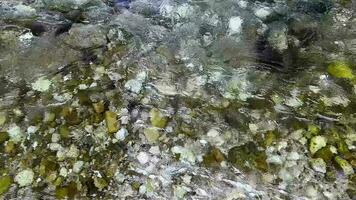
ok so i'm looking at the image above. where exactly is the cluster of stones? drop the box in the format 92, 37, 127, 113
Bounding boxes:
0, 0, 355, 199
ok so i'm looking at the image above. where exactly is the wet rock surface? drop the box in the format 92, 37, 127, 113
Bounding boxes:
0, 0, 355, 199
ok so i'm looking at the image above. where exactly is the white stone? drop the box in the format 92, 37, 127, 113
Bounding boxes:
321, 96, 350, 107
115, 128, 128, 141
306, 185, 318, 198
15, 169, 34, 187
278, 168, 293, 182
51, 133, 60, 143
309, 85, 321, 93
207, 128, 220, 138
176, 4, 194, 19
19, 32, 33, 45
287, 152, 300, 161
137, 152, 150, 165
125, 79, 142, 93
8, 124, 24, 143
27, 126, 38, 134
285, 97, 303, 108
66, 145, 79, 158
311, 158, 326, 173
31, 77, 52, 92
149, 146, 160, 155
78, 84, 88, 90
266, 155, 284, 165
254, 6, 272, 19
171, 146, 195, 163
228, 16, 243, 35
114, 171, 125, 183
175, 185, 188, 199
152, 83, 178, 96
249, 123, 258, 133
73, 161, 84, 173
237, 0, 248, 8
48, 143, 62, 151
14, 5, 36, 18
59, 167, 68, 177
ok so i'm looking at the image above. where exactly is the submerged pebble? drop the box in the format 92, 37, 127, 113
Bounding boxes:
14, 169, 34, 187
0, 0, 355, 199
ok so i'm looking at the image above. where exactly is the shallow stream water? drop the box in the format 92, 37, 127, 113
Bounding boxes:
0, 0, 355, 199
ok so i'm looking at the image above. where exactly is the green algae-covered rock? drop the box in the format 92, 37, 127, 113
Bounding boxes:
105, 111, 119, 134
5, 141, 16, 155
149, 108, 168, 128
94, 177, 108, 190
228, 142, 268, 172
309, 136, 327, 155
0, 175, 12, 195
203, 147, 225, 167
264, 130, 278, 147
61, 107, 81, 126
327, 61, 354, 79
0, 132, 9, 144
335, 156, 354, 175
308, 124, 320, 136
55, 182, 78, 199
0, 112, 6, 126
336, 140, 351, 156
55, 187, 68, 199
93, 102, 105, 114
144, 127, 160, 143
59, 125, 70, 139
314, 146, 334, 163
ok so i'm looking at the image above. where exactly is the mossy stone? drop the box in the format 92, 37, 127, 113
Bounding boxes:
61, 107, 81, 126
327, 61, 354, 79
105, 111, 119, 133
144, 127, 160, 144
149, 108, 168, 128
59, 125, 70, 139
39, 158, 58, 176
0, 132, 9, 144
131, 181, 141, 191
94, 177, 108, 190
93, 102, 105, 114
203, 147, 225, 167
334, 156, 354, 175
0, 175, 12, 195
264, 130, 278, 147
179, 123, 196, 138
43, 112, 56, 123
55, 187, 68, 199
66, 182, 78, 198
54, 177, 63, 186
314, 146, 334, 163
0, 112, 6, 126
307, 124, 320, 136
336, 140, 351, 157
228, 142, 268, 172
77, 91, 92, 106
309, 136, 327, 155
4, 141, 16, 154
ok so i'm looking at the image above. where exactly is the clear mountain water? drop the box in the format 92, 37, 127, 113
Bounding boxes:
0, 0, 355, 199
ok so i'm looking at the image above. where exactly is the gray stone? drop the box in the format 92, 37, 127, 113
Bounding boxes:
64, 24, 107, 49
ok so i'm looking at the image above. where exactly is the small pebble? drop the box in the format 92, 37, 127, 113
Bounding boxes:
137, 152, 150, 165
15, 169, 34, 187
73, 161, 84, 173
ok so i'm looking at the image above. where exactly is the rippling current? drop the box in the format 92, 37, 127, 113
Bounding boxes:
0, 0, 355, 199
